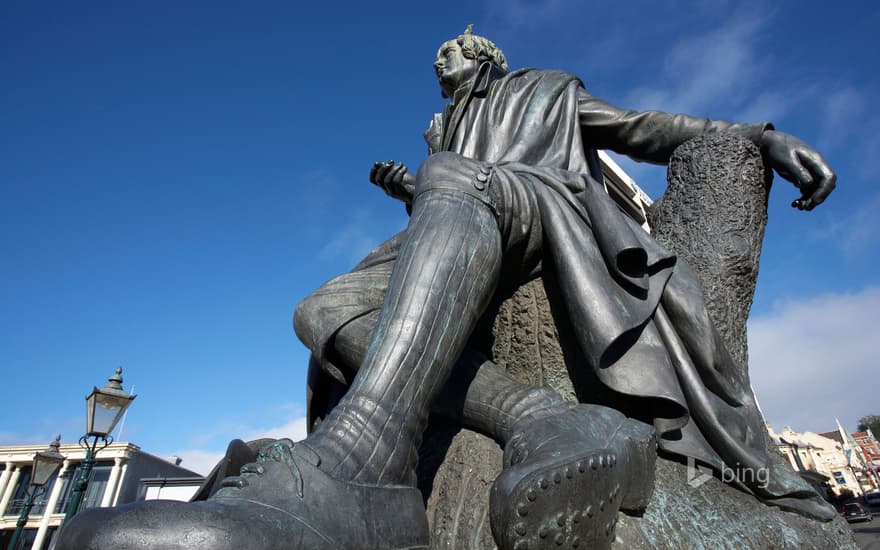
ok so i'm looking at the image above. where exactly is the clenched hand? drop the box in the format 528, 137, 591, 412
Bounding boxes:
761, 130, 836, 211
370, 160, 416, 203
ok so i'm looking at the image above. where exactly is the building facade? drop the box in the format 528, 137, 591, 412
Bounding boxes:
852, 430, 880, 473
768, 425, 865, 500
0, 442, 201, 550
818, 428, 880, 493
597, 150, 653, 231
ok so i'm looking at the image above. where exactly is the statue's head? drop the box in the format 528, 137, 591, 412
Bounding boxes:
434, 25, 508, 98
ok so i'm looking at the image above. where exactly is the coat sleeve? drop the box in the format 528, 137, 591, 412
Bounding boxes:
577, 89, 773, 164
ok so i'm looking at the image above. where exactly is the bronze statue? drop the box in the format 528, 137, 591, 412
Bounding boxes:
58, 27, 836, 550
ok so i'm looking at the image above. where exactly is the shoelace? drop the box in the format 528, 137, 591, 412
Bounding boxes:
221, 439, 305, 498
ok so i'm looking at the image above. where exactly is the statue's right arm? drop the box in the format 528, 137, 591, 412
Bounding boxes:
576, 89, 770, 165
577, 89, 835, 211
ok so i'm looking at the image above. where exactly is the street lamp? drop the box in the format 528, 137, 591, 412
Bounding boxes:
7, 436, 65, 550
62, 367, 136, 524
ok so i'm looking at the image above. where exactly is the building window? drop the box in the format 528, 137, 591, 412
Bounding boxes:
81, 462, 113, 509
30, 474, 58, 516
40, 527, 59, 550
52, 467, 74, 514
833, 471, 846, 485
53, 461, 114, 514
4, 465, 61, 518
0, 527, 38, 550
4, 466, 32, 516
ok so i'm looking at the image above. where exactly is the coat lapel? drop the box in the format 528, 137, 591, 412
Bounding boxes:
440, 62, 505, 152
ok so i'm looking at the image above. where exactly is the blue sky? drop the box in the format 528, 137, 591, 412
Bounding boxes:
2, 0, 877, 474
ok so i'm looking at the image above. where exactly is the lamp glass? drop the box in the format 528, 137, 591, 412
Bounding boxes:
31, 442, 65, 487
85, 389, 133, 437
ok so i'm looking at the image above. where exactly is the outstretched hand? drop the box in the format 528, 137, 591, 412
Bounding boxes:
761, 130, 836, 211
370, 160, 416, 203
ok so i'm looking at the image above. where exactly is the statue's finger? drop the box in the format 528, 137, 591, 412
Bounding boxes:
788, 158, 813, 190
390, 163, 406, 184
372, 161, 391, 181
799, 153, 836, 207
375, 163, 391, 181
378, 164, 398, 192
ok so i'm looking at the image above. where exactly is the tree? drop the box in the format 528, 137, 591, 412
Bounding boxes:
858, 415, 880, 435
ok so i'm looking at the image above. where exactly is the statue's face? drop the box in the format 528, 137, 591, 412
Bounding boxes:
434, 40, 479, 98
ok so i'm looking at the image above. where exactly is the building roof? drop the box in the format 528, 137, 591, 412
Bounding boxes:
818, 431, 844, 445
777, 436, 818, 449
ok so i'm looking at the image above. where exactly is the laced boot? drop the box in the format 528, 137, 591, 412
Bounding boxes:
188, 438, 274, 502
489, 403, 656, 550
57, 439, 429, 550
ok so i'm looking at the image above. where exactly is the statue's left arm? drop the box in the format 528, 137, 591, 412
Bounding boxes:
577, 90, 836, 210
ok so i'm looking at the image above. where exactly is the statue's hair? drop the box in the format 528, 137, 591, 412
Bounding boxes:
448, 24, 509, 73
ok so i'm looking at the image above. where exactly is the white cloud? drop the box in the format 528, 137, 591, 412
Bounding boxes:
171, 416, 309, 476
810, 193, 880, 258
625, 16, 770, 116
240, 416, 308, 443
317, 201, 408, 267
818, 87, 867, 152
812, 87, 880, 179
748, 286, 880, 433
857, 131, 880, 178
169, 449, 226, 476
0, 431, 38, 445
319, 223, 384, 265
0, 416, 84, 447
736, 91, 791, 125
482, 0, 566, 29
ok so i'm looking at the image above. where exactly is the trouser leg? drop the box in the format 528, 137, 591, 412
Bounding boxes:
334, 312, 565, 445
309, 187, 503, 485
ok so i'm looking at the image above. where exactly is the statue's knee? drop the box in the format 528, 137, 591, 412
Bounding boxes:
415, 152, 466, 195
414, 152, 493, 203
293, 292, 325, 350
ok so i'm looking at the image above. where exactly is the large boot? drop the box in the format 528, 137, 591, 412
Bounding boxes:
57, 439, 429, 550
490, 404, 656, 550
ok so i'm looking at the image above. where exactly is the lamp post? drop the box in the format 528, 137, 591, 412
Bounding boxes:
7, 436, 65, 550
62, 367, 136, 524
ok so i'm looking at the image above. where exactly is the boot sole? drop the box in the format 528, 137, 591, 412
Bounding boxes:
490, 448, 623, 550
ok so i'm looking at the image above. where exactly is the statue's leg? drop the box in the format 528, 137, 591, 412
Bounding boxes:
303, 153, 507, 486
55, 153, 505, 550
332, 311, 566, 444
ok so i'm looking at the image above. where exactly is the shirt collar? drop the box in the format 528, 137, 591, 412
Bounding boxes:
451, 61, 506, 105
